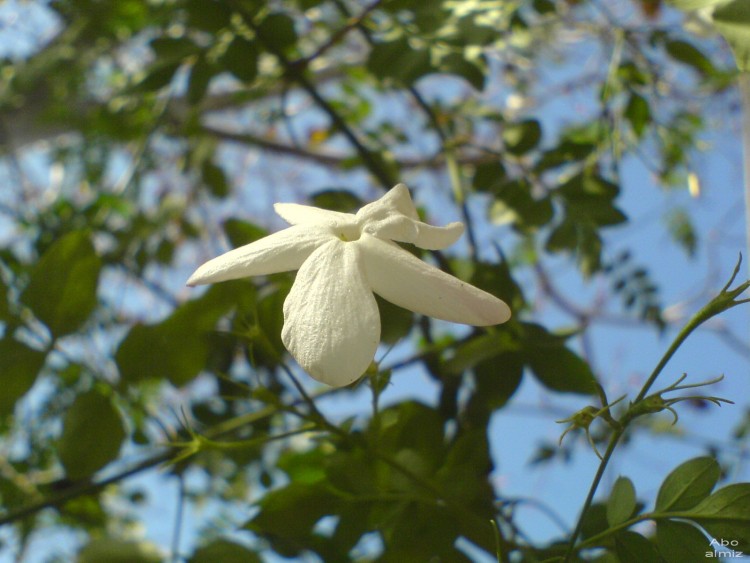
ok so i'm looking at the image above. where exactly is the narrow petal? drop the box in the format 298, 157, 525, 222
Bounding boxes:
282, 240, 380, 387
356, 183, 419, 221
364, 215, 465, 250
358, 184, 465, 250
359, 234, 511, 326
274, 202, 354, 227
186, 225, 334, 286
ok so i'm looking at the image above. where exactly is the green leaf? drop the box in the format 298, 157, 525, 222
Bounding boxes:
522, 324, 597, 394
258, 13, 298, 53
116, 282, 243, 386
21, 231, 102, 337
625, 92, 651, 138
712, 0, 750, 71
244, 483, 341, 557
665, 39, 716, 76
220, 38, 258, 83
0, 338, 46, 416
438, 51, 486, 90
668, 0, 725, 9
376, 294, 413, 344
186, 0, 231, 32
58, 390, 126, 480
201, 160, 229, 197
608, 477, 637, 527
135, 61, 181, 92
690, 484, 750, 550
78, 538, 162, 563
150, 37, 198, 62
310, 189, 364, 212
367, 38, 432, 85
503, 119, 542, 155
614, 531, 664, 563
655, 456, 720, 512
656, 520, 710, 563
443, 331, 519, 374
223, 219, 267, 247
0, 276, 10, 320
190, 540, 260, 563
187, 57, 214, 105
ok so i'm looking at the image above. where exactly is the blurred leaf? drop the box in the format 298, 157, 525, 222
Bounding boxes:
190, 540, 260, 563
185, 0, 231, 32
78, 538, 162, 563
666, 208, 697, 257
134, 61, 181, 92
377, 294, 413, 344
665, 39, 716, 76
608, 477, 637, 527
443, 331, 518, 374
311, 189, 364, 212
368, 38, 432, 85
712, 0, 750, 71
503, 119, 542, 155
222, 36, 260, 82
187, 57, 214, 105
258, 13, 298, 53
0, 338, 46, 416
0, 276, 10, 320
21, 231, 102, 337
614, 531, 664, 563
655, 456, 720, 512
201, 160, 230, 198
625, 92, 651, 138
656, 520, 709, 563
59, 390, 126, 480
116, 282, 244, 386
223, 219, 267, 247
522, 323, 597, 394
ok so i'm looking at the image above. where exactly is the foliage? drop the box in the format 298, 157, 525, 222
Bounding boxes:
0, 0, 748, 561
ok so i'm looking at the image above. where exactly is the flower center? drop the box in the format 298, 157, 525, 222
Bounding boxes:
337, 225, 361, 242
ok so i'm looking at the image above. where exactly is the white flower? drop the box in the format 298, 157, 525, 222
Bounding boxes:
187, 184, 511, 387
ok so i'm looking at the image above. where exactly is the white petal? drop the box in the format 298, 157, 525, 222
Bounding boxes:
187, 225, 334, 286
357, 184, 464, 250
363, 215, 464, 250
356, 183, 419, 221
359, 234, 511, 326
282, 240, 380, 387
274, 202, 354, 227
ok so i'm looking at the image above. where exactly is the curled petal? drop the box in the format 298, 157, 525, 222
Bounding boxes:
282, 240, 380, 387
359, 234, 511, 326
274, 202, 354, 228
364, 215, 464, 250
356, 183, 419, 221
187, 225, 334, 286
358, 184, 464, 249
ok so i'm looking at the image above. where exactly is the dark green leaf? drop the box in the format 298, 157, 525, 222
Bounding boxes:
368, 38, 432, 85
443, 331, 519, 374
190, 540, 260, 563
614, 531, 664, 563
655, 456, 720, 512
0, 276, 9, 320
665, 39, 716, 76
472, 161, 506, 192
522, 324, 596, 394
58, 390, 126, 480
503, 119, 542, 155
223, 219, 267, 248
0, 338, 46, 416
438, 51, 486, 90
116, 282, 244, 386
258, 13, 298, 53
608, 477, 637, 527
135, 61, 181, 92
78, 539, 161, 563
187, 57, 214, 105
201, 160, 229, 197
310, 189, 364, 212
376, 294, 413, 344
150, 37, 198, 62
186, 0, 231, 32
625, 92, 651, 138
21, 231, 102, 337
656, 520, 709, 563
222, 36, 259, 82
